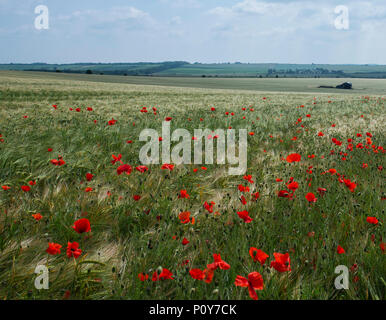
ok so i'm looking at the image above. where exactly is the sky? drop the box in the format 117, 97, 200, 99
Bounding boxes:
0, 0, 386, 64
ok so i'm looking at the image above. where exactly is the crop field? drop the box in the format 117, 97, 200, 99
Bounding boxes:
0, 71, 385, 300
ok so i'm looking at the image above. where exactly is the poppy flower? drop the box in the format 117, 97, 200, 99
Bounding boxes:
317, 187, 327, 196
117, 164, 132, 176
344, 179, 357, 192
159, 268, 174, 280
136, 165, 148, 173
207, 254, 230, 270
337, 245, 345, 254
86, 173, 94, 181
85, 187, 93, 193
243, 175, 254, 184
1, 186, 11, 191
178, 190, 190, 199
111, 154, 123, 165
133, 195, 141, 201
270, 252, 291, 272
21, 185, 31, 192
249, 248, 269, 265
366, 217, 378, 225
138, 273, 149, 281
286, 181, 299, 191
179, 211, 194, 224
46, 243, 62, 255
66, 242, 82, 259
108, 118, 117, 126
252, 192, 260, 200
203, 201, 215, 213
305, 192, 317, 203
278, 190, 292, 198
72, 218, 91, 234
189, 269, 205, 280
161, 164, 174, 171
50, 159, 66, 166
286, 153, 301, 163
32, 213, 43, 221
238, 185, 250, 193
234, 272, 264, 300
28, 180, 36, 186
182, 238, 190, 246
237, 210, 253, 223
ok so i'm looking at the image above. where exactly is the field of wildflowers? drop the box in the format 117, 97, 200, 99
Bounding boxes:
0, 72, 384, 300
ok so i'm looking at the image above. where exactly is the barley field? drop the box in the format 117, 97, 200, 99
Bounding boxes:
0, 71, 384, 300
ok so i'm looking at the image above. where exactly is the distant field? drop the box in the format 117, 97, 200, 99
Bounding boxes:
0, 71, 384, 300
1, 71, 386, 95
2, 62, 386, 78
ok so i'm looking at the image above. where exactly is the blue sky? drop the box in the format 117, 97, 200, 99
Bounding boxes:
1, 0, 386, 64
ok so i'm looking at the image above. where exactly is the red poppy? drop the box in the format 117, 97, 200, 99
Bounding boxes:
50, 159, 66, 166
337, 245, 345, 254
32, 213, 43, 221
240, 195, 247, 205
136, 165, 148, 173
317, 187, 327, 196
46, 243, 62, 255
203, 201, 215, 213
249, 248, 269, 265
252, 192, 260, 200
66, 242, 82, 259
344, 179, 357, 192
178, 211, 194, 224
161, 164, 174, 171
21, 185, 31, 192
189, 269, 205, 280
366, 217, 379, 225
111, 154, 123, 165
305, 192, 317, 203
72, 218, 91, 234
286, 153, 301, 163
178, 190, 190, 199
159, 268, 174, 280
243, 175, 254, 184
86, 173, 94, 181
182, 238, 190, 246
234, 272, 264, 300
133, 195, 141, 201
117, 164, 132, 176
287, 181, 299, 191
138, 273, 149, 281
207, 254, 230, 270
278, 190, 292, 198
108, 118, 117, 126
2, 185, 11, 191
270, 252, 291, 272
85, 187, 93, 193
237, 210, 253, 223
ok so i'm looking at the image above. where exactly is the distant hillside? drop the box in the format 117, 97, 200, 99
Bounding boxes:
1, 62, 386, 78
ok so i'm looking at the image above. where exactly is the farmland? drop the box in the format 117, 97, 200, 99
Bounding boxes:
0, 71, 385, 300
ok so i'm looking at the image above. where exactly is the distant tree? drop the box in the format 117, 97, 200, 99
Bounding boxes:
86, 70, 93, 74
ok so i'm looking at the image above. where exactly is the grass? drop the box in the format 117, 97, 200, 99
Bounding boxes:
0, 72, 384, 300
